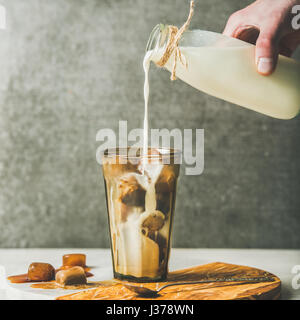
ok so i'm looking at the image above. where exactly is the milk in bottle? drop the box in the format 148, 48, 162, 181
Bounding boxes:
145, 24, 300, 120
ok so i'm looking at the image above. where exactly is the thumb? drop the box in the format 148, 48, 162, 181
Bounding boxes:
255, 30, 279, 76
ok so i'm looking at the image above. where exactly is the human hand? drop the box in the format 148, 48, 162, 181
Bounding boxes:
223, 0, 300, 75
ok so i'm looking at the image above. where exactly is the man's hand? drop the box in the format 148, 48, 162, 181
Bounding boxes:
223, 0, 300, 75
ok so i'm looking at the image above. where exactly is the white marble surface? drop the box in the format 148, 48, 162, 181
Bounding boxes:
0, 248, 299, 300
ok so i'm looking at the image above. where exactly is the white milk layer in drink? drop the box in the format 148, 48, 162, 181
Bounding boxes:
148, 45, 300, 119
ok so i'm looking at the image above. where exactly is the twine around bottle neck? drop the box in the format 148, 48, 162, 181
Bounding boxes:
155, 0, 195, 80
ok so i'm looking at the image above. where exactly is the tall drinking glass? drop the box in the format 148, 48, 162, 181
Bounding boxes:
102, 147, 181, 282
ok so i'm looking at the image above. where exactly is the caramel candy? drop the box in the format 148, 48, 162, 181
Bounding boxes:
28, 263, 55, 281
118, 176, 146, 207
140, 210, 165, 232
63, 254, 86, 267
55, 266, 87, 286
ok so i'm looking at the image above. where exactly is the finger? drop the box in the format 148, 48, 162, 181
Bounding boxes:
223, 12, 242, 37
255, 30, 280, 76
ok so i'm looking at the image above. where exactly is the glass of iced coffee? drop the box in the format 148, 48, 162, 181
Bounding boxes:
102, 147, 181, 282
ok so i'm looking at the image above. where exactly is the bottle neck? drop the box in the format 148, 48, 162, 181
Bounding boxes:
145, 24, 169, 53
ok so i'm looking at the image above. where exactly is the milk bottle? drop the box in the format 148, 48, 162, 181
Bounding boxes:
145, 24, 300, 120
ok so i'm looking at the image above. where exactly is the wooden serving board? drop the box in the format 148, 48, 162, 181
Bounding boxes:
57, 262, 281, 300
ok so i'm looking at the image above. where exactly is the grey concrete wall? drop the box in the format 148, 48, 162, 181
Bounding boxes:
0, 0, 300, 248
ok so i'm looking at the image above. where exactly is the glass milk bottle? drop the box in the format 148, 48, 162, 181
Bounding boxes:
146, 24, 300, 119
